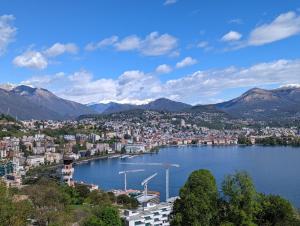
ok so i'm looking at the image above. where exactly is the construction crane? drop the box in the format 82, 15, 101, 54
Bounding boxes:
141, 173, 157, 197
121, 162, 180, 201
119, 169, 144, 192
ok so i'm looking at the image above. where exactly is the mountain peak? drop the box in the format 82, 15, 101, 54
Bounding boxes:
12, 85, 53, 97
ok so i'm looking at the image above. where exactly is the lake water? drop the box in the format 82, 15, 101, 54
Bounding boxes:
73, 145, 300, 207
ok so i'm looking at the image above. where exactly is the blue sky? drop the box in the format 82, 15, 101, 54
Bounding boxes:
1, 0, 300, 104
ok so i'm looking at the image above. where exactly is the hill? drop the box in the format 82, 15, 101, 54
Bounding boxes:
0, 85, 95, 120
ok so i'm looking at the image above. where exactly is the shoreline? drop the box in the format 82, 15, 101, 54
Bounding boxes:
73, 143, 300, 165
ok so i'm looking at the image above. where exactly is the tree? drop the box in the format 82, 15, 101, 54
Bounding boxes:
116, 194, 139, 209
85, 190, 112, 206
75, 183, 91, 199
83, 205, 122, 226
22, 178, 71, 225
238, 136, 252, 145
82, 215, 106, 226
0, 182, 33, 226
255, 194, 299, 226
171, 169, 219, 226
221, 171, 259, 225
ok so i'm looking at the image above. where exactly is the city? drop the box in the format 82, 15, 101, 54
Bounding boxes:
1, 0, 300, 225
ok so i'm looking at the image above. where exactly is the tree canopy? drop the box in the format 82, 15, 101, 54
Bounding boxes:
171, 170, 300, 226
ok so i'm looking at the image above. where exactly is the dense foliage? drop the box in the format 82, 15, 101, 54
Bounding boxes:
0, 178, 125, 226
255, 136, 300, 146
171, 170, 300, 226
0, 181, 33, 226
238, 136, 252, 145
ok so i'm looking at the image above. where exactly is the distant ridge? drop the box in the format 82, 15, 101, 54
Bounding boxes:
88, 98, 192, 114
88, 87, 300, 121
1, 84, 300, 121
0, 85, 95, 120
216, 87, 300, 120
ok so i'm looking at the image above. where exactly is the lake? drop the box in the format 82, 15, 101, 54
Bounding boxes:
73, 145, 300, 207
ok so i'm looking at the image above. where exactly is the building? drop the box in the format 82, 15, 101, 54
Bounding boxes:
26, 156, 45, 167
45, 152, 62, 164
62, 156, 74, 186
122, 201, 174, 226
0, 161, 14, 177
0, 149, 7, 159
89, 133, 100, 143
125, 144, 146, 154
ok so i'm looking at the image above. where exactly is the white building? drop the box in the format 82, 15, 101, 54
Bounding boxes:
45, 152, 62, 163
89, 133, 101, 143
122, 201, 173, 226
0, 149, 7, 159
125, 144, 146, 154
26, 155, 45, 167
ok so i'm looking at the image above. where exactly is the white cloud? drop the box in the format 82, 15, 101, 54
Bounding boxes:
164, 0, 178, 5
197, 41, 208, 48
196, 41, 213, 52
248, 11, 300, 46
221, 31, 242, 42
279, 83, 300, 88
44, 42, 78, 57
155, 64, 172, 74
114, 35, 141, 51
13, 51, 48, 70
85, 36, 118, 51
139, 32, 178, 56
115, 32, 178, 56
0, 14, 16, 55
176, 57, 197, 68
21, 72, 65, 87
22, 69, 161, 104
13, 42, 78, 70
165, 59, 300, 104
86, 32, 178, 56
22, 58, 300, 104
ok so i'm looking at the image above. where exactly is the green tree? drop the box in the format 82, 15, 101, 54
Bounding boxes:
22, 178, 71, 225
238, 136, 252, 145
82, 205, 122, 226
0, 182, 33, 226
221, 171, 259, 226
75, 183, 91, 199
116, 194, 139, 209
255, 194, 299, 226
171, 169, 219, 226
85, 190, 112, 206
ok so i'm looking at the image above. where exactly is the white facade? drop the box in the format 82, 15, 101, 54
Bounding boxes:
45, 152, 62, 163
26, 155, 45, 167
123, 202, 173, 226
0, 149, 7, 159
125, 144, 146, 154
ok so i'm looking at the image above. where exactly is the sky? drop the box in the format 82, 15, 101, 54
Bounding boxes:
1, 0, 300, 105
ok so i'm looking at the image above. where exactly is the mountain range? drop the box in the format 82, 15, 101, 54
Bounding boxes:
88, 98, 191, 114
1, 85, 300, 121
216, 87, 300, 120
0, 85, 95, 120
89, 86, 300, 121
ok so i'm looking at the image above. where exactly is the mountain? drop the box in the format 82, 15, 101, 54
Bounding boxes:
144, 98, 191, 112
3, 84, 300, 121
0, 85, 95, 120
216, 87, 300, 120
94, 98, 192, 114
87, 103, 111, 113
189, 104, 228, 114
